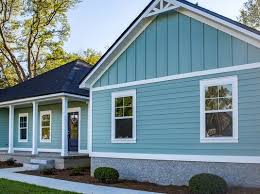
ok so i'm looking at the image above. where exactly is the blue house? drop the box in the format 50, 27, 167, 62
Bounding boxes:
79, 0, 260, 187
0, 0, 260, 187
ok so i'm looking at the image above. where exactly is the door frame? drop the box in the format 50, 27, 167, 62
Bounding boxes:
68, 107, 81, 152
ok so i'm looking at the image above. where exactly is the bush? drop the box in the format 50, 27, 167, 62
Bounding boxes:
70, 167, 84, 176
41, 168, 55, 175
94, 167, 119, 184
189, 173, 228, 194
5, 158, 16, 166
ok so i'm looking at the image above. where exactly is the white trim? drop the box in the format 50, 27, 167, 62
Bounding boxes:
13, 148, 32, 152
32, 101, 38, 155
92, 62, 260, 92
78, 149, 88, 154
0, 93, 89, 107
38, 148, 61, 153
146, 0, 180, 17
68, 107, 81, 152
18, 113, 29, 143
8, 105, 14, 154
0, 148, 8, 151
79, 0, 260, 88
111, 90, 136, 144
90, 152, 260, 164
88, 89, 93, 154
61, 97, 68, 157
40, 110, 52, 143
200, 76, 238, 143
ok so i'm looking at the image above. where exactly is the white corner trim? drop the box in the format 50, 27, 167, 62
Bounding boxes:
88, 89, 93, 154
40, 110, 52, 143
200, 76, 239, 143
68, 107, 81, 152
111, 90, 137, 144
38, 148, 62, 153
18, 113, 29, 143
90, 152, 260, 164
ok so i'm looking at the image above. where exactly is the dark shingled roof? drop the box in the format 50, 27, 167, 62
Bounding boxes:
0, 60, 92, 103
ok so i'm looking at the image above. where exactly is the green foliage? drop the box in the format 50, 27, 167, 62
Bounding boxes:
94, 167, 119, 184
189, 173, 228, 194
238, 0, 260, 30
5, 158, 16, 166
69, 167, 84, 176
41, 168, 55, 175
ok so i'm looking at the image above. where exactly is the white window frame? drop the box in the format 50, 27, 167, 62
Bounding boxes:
18, 113, 29, 143
200, 76, 238, 143
111, 90, 136, 144
40, 110, 52, 143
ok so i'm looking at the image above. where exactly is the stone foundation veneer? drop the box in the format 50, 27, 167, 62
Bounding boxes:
91, 157, 260, 188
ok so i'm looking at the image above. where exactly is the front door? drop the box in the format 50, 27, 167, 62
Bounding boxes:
68, 112, 79, 152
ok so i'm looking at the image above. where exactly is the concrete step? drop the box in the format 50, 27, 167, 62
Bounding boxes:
23, 163, 41, 170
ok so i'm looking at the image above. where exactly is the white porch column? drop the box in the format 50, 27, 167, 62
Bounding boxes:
61, 97, 68, 157
8, 105, 14, 154
32, 101, 38, 155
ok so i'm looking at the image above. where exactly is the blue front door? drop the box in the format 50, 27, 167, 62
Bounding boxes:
68, 112, 79, 152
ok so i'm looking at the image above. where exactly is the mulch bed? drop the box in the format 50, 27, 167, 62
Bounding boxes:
21, 168, 260, 194
0, 161, 22, 169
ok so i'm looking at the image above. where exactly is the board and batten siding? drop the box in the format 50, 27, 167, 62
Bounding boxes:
0, 108, 9, 148
92, 67, 260, 156
93, 12, 260, 88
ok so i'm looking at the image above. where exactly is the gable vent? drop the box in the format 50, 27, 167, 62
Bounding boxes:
146, 0, 180, 17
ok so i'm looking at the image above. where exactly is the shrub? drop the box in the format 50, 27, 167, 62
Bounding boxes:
94, 167, 119, 184
5, 158, 16, 166
70, 167, 84, 176
189, 173, 228, 194
41, 168, 55, 175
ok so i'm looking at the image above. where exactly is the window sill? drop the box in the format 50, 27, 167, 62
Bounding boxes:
112, 139, 136, 144
40, 140, 51, 143
18, 140, 28, 143
200, 138, 238, 143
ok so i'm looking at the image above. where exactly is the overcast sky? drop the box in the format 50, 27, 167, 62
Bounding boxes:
64, 0, 246, 54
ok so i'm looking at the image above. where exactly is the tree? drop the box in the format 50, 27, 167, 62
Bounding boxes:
0, 0, 80, 88
238, 0, 260, 30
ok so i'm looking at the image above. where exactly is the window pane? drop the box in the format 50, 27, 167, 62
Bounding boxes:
205, 86, 218, 98
42, 127, 50, 140
205, 99, 218, 111
219, 85, 232, 97
115, 108, 123, 117
219, 98, 232, 110
206, 112, 233, 137
115, 98, 123, 107
124, 107, 132, 116
124, 97, 132, 107
20, 128, 27, 140
115, 118, 133, 138
42, 115, 50, 121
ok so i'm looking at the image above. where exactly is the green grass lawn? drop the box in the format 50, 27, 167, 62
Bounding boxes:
0, 178, 80, 194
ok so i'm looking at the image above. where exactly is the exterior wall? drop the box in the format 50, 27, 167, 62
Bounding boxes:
0, 101, 88, 151
93, 12, 260, 88
0, 108, 9, 148
91, 157, 260, 187
92, 67, 260, 156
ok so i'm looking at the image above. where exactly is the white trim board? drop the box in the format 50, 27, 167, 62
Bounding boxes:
0, 93, 89, 108
90, 152, 260, 164
92, 62, 260, 92
79, 0, 260, 88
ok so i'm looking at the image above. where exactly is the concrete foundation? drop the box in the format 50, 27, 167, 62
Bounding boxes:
91, 157, 260, 188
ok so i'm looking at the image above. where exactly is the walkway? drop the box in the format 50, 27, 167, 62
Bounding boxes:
0, 167, 159, 194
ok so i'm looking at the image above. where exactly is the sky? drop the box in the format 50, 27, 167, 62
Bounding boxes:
64, 0, 246, 54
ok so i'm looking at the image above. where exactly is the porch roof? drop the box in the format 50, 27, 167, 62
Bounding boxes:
0, 60, 91, 103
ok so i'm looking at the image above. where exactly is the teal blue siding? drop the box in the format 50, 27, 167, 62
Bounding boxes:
0, 108, 9, 148
14, 108, 33, 148
92, 68, 260, 156
94, 12, 260, 87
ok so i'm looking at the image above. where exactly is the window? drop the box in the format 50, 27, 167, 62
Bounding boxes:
200, 76, 238, 143
112, 90, 136, 143
18, 113, 28, 142
40, 111, 51, 142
